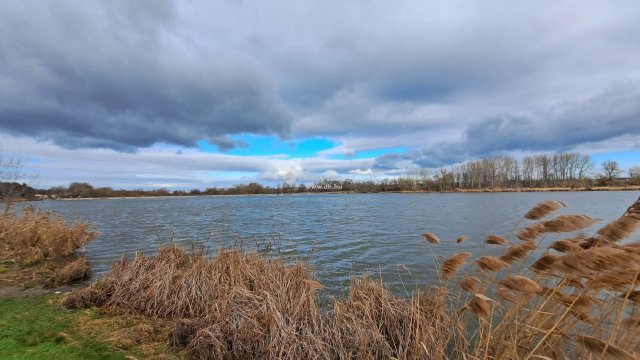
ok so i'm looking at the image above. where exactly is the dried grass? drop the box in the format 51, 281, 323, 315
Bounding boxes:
500, 241, 538, 263
0, 206, 98, 263
524, 200, 566, 220
64, 245, 451, 359
475, 256, 509, 272
422, 233, 441, 244
485, 235, 507, 245
54, 257, 91, 284
441, 252, 471, 279
59, 196, 640, 359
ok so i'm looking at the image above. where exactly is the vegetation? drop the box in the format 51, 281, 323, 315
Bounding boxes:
0, 295, 181, 359
0, 207, 97, 288
15, 153, 634, 198
54, 196, 640, 359
62, 245, 449, 359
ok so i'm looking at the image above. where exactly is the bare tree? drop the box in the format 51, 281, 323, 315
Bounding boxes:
601, 160, 622, 181
0, 150, 24, 211
629, 166, 640, 185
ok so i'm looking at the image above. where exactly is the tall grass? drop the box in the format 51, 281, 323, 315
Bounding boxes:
63, 246, 450, 359
63, 197, 640, 359
0, 206, 97, 263
447, 196, 640, 359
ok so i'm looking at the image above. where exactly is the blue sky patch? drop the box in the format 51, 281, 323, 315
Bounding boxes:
591, 150, 640, 171
198, 136, 336, 158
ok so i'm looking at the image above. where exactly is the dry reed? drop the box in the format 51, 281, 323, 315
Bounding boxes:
0, 206, 98, 263
60, 196, 640, 359
459, 276, 482, 293
499, 241, 538, 263
54, 257, 91, 284
64, 244, 451, 359
441, 252, 471, 279
485, 235, 507, 245
422, 233, 441, 244
475, 256, 509, 272
524, 200, 566, 220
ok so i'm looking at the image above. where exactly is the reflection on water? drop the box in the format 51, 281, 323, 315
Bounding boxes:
27, 191, 640, 296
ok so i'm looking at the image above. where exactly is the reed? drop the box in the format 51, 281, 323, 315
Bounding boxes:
453, 196, 640, 359
60, 196, 640, 359
485, 235, 507, 245
524, 200, 566, 220
0, 206, 98, 263
422, 233, 441, 244
64, 245, 451, 359
441, 252, 472, 279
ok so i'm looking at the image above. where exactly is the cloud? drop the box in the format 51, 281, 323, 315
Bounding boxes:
1, 0, 640, 187
373, 81, 640, 171
0, 1, 292, 151
1, 133, 375, 188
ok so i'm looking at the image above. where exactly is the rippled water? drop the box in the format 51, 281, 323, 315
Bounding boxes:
29, 191, 640, 296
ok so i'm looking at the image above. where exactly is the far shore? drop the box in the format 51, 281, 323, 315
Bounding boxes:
30, 185, 640, 201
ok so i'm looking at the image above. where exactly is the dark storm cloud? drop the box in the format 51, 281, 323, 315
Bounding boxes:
2, 0, 640, 170
0, 1, 292, 151
374, 81, 640, 171
462, 82, 640, 155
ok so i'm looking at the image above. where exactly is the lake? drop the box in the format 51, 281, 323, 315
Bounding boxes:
29, 191, 640, 297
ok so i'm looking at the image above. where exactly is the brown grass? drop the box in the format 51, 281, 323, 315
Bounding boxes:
500, 241, 538, 263
456, 196, 640, 359
475, 256, 509, 272
60, 196, 640, 359
517, 214, 598, 241
0, 206, 98, 263
63, 245, 451, 359
441, 252, 471, 279
54, 257, 91, 284
422, 233, 441, 244
524, 200, 566, 220
485, 235, 507, 245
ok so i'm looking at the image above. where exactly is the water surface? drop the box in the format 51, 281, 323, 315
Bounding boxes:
30, 192, 640, 296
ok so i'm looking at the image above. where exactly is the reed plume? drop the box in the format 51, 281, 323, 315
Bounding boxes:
517, 223, 543, 241
459, 276, 482, 293
422, 233, 441, 244
500, 241, 537, 263
550, 238, 583, 253
524, 200, 566, 220
485, 235, 507, 245
499, 275, 542, 295
467, 296, 491, 319
531, 254, 561, 272
517, 215, 597, 241
441, 252, 472, 279
595, 197, 640, 242
542, 214, 598, 233
475, 256, 509, 272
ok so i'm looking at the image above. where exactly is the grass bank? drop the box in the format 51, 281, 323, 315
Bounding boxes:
0, 206, 97, 294
2, 197, 639, 359
0, 295, 182, 359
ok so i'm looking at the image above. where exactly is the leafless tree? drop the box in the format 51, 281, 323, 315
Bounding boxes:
601, 160, 622, 181
0, 150, 24, 212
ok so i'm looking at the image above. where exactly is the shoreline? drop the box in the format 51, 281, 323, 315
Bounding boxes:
36, 185, 640, 201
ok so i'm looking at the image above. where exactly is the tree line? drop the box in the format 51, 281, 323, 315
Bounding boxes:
3, 153, 640, 201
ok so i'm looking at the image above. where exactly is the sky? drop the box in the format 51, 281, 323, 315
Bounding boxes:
0, 0, 639, 189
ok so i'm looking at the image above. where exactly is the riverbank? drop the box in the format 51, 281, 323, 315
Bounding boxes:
2, 197, 639, 359
0, 294, 182, 359
31, 184, 640, 201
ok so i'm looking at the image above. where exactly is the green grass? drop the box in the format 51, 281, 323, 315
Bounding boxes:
0, 295, 134, 359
